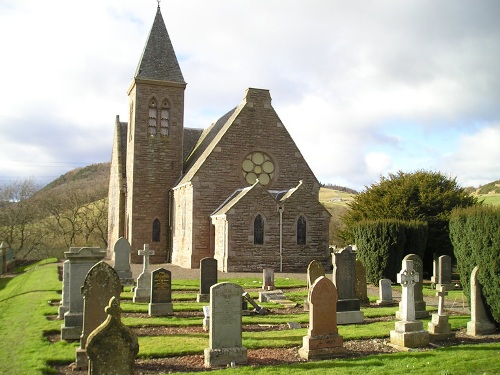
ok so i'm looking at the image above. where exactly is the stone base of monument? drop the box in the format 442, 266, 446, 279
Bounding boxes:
58, 305, 69, 320
375, 299, 397, 306
132, 287, 150, 303
466, 320, 496, 336
298, 334, 344, 360
336, 310, 364, 325
428, 314, 455, 341
197, 293, 209, 303
396, 301, 429, 320
259, 290, 297, 307
204, 346, 247, 368
148, 302, 173, 316
75, 348, 88, 370
390, 320, 429, 348
61, 312, 84, 340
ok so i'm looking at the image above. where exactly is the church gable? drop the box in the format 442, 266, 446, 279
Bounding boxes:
178, 88, 320, 196
211, 182, 280, 272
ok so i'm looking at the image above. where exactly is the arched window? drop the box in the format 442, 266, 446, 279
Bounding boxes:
148, 98, 157, 136
297, 215, 306, 245
160, 99, 170, 136
152, 218, 161, 242
254, 214, 264, 245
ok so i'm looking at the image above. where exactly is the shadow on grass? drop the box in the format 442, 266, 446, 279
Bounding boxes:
0, 289, 60, 303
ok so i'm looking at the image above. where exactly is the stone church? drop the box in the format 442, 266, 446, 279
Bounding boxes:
108, 5, 331, 271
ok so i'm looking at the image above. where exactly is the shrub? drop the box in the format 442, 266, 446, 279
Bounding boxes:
353, 219, 427, 283
450, 205, 500, 323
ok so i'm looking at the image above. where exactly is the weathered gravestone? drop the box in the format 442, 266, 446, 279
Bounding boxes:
0, 241, 7, 274
376, 279, 395, 305
428, 284, 454, 340
204, 282, 247, 368
298, 276, 344, 360
133, 244, 154, 303
86, 296, 139, 375
112, 237, 134, 286
304, 260, 325, 311
390, 259, 429, 348
431, 253, 439, 287
148, 268, 173, 316
58, 260, 70, 319
396, 254, 428, 319
197, 258, 218, 302
332, 246, 364, 324
437, 255, 454, 291
262, 268, 275, 291
466, 266, 496, 336
76, 261, 122, 370
61, 247, 106, 341
355, 259, 369, 306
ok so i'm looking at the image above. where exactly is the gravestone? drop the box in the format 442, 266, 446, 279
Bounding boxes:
262, 268, 275, 291
430, 253, 439, 287
204, 282, 247, 367
390, 259, 429, 348
113, 237, 134, 286
202, 305, 210, 331
376, 279, 395, 305
396, 254, 428, 319
304, 260, 325, 311
332, 246, 364, 324
76, 261, 122, 370
148, 268, 173, 316
58, 260, 70, 319
197, 258, 218, 302
0, 241, 6, 274
428, 284, 454, 340
133, 244, 154, 303
437, 255, 454, 290
61, 247, 106, 341
355, 259, 369, 306
298, 276, 344, 360
86, 296, 139, 375
466, 266, 495, 336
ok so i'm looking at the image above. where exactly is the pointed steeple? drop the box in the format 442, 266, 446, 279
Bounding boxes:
134, 5, 185, 83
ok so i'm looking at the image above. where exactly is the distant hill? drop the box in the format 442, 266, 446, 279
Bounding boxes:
476, 180, 500, 195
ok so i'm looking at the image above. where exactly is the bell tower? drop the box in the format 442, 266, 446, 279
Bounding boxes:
125, 5, 186, 263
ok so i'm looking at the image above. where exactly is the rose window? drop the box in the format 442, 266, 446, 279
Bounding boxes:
242, 151, 275, 186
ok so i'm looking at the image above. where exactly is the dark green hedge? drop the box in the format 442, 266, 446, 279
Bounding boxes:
450, 205, 500, 324
353, 219, 428, 284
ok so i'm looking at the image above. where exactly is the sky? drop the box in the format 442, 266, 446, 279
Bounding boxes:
1, 0, 499, 192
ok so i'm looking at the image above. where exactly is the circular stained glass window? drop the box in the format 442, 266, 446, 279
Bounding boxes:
242, 152, 275, 186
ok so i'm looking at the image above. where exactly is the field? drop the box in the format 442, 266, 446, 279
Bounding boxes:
0, 260, 499, 374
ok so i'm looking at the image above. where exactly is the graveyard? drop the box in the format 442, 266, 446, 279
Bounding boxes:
0, 252, 499, 375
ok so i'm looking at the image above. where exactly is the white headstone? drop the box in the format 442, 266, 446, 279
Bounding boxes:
467, 266, 495, 336
113, 237, 134, 285
133, 244, 155, 303
204, 282, 247, 367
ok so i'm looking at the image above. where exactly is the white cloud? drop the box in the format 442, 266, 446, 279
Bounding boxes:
1, 0, 499, 190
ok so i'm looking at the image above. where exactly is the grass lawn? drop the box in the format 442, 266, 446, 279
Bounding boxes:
0, 260, 497, 374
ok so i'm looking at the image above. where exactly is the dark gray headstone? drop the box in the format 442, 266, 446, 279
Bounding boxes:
199, 258, 218, 295
151, 268, 172, 304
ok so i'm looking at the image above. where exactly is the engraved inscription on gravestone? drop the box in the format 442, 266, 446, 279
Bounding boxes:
152, 268, 171, 303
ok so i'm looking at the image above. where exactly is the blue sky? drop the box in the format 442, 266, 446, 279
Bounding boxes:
1, 0, 499, 191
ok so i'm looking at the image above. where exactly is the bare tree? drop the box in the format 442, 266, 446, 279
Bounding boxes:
0, 178, 46, 259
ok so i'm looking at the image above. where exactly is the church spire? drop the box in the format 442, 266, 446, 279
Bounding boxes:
134, 5, 185, 83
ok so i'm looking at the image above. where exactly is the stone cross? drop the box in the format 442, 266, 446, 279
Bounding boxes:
436, 284, 447, 316
397, 260, 419, 322
138, 244, 155, 273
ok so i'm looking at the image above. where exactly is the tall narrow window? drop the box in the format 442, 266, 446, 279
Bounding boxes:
152, 218, 161, 242
297, 215, 307, 245
148, 98, 157, 136
254, 214, 264, 245
160, 99, 170, 136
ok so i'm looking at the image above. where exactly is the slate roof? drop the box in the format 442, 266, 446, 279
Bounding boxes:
180, 105, 241, 179
134, 6, 185, 83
